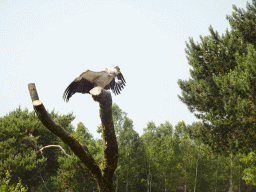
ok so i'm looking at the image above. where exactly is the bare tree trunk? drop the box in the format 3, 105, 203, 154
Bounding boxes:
194, 145, 201, 192
147, 162, 151, 192
184, 147, 190, 192
165, 174, 167, 192
229, 153, 233, 192
238, 164, 241, 192
147, 148, 152, 192
116, 168, 118, 192
215, 157, 219, 192
150, 174, 152, 192
126, 165, 129, 192
126, 142, 130, 192
28, 84, 118, 192
184, 165, 186, 192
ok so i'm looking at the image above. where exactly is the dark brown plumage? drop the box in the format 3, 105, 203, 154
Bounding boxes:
63, 66, 126, 102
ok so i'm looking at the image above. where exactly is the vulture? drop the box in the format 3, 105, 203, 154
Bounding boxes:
63, 66, 126, 102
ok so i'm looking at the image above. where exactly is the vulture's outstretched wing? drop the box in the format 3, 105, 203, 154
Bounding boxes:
63, 67, 125, 102
105, 72, 126, 95
63, 71, 95, 102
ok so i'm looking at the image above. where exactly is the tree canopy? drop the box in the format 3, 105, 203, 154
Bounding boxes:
178, 0, 256, 154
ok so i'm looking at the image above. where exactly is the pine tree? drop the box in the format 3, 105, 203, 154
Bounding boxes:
0, 106, 47, 190
178, 1, 256, 154
0, 105, 77, 191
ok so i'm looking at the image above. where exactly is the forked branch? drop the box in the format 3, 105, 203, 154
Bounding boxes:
28, 83, 118, 192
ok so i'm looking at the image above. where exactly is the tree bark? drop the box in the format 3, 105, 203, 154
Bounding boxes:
28, 83, 118, 192
194, 145, 201, 192
229, 152, 233, 192
215, 157, 219, 192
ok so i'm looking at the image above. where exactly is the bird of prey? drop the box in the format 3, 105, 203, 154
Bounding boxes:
63, 66, 126, 102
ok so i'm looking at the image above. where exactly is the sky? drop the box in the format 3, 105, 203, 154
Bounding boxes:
0, 0, 252, 140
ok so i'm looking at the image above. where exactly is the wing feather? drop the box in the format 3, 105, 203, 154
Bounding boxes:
104, 72, 126, 95
118, 73, 126, 84
64, 69, 126, 102
63, 71, 94, 102
116, 83, 121, 94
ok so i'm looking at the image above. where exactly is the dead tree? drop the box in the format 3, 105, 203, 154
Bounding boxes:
28, 83, 118, 192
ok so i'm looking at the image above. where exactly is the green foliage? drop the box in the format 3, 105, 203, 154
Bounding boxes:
176, 1, 256, 188
212, 44, 256, 152
109, 103, 146, 191
0, 105, 77, 191
178, 0, 256, 154
0, 106, 47, 189
0, 170, 28, 192
240, 152, 256, 185
1, 102, 255, 190
53, 122, 100, 191
55, 154, 97, 191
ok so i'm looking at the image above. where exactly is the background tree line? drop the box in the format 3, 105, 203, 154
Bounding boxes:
0, 104, 255, 191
